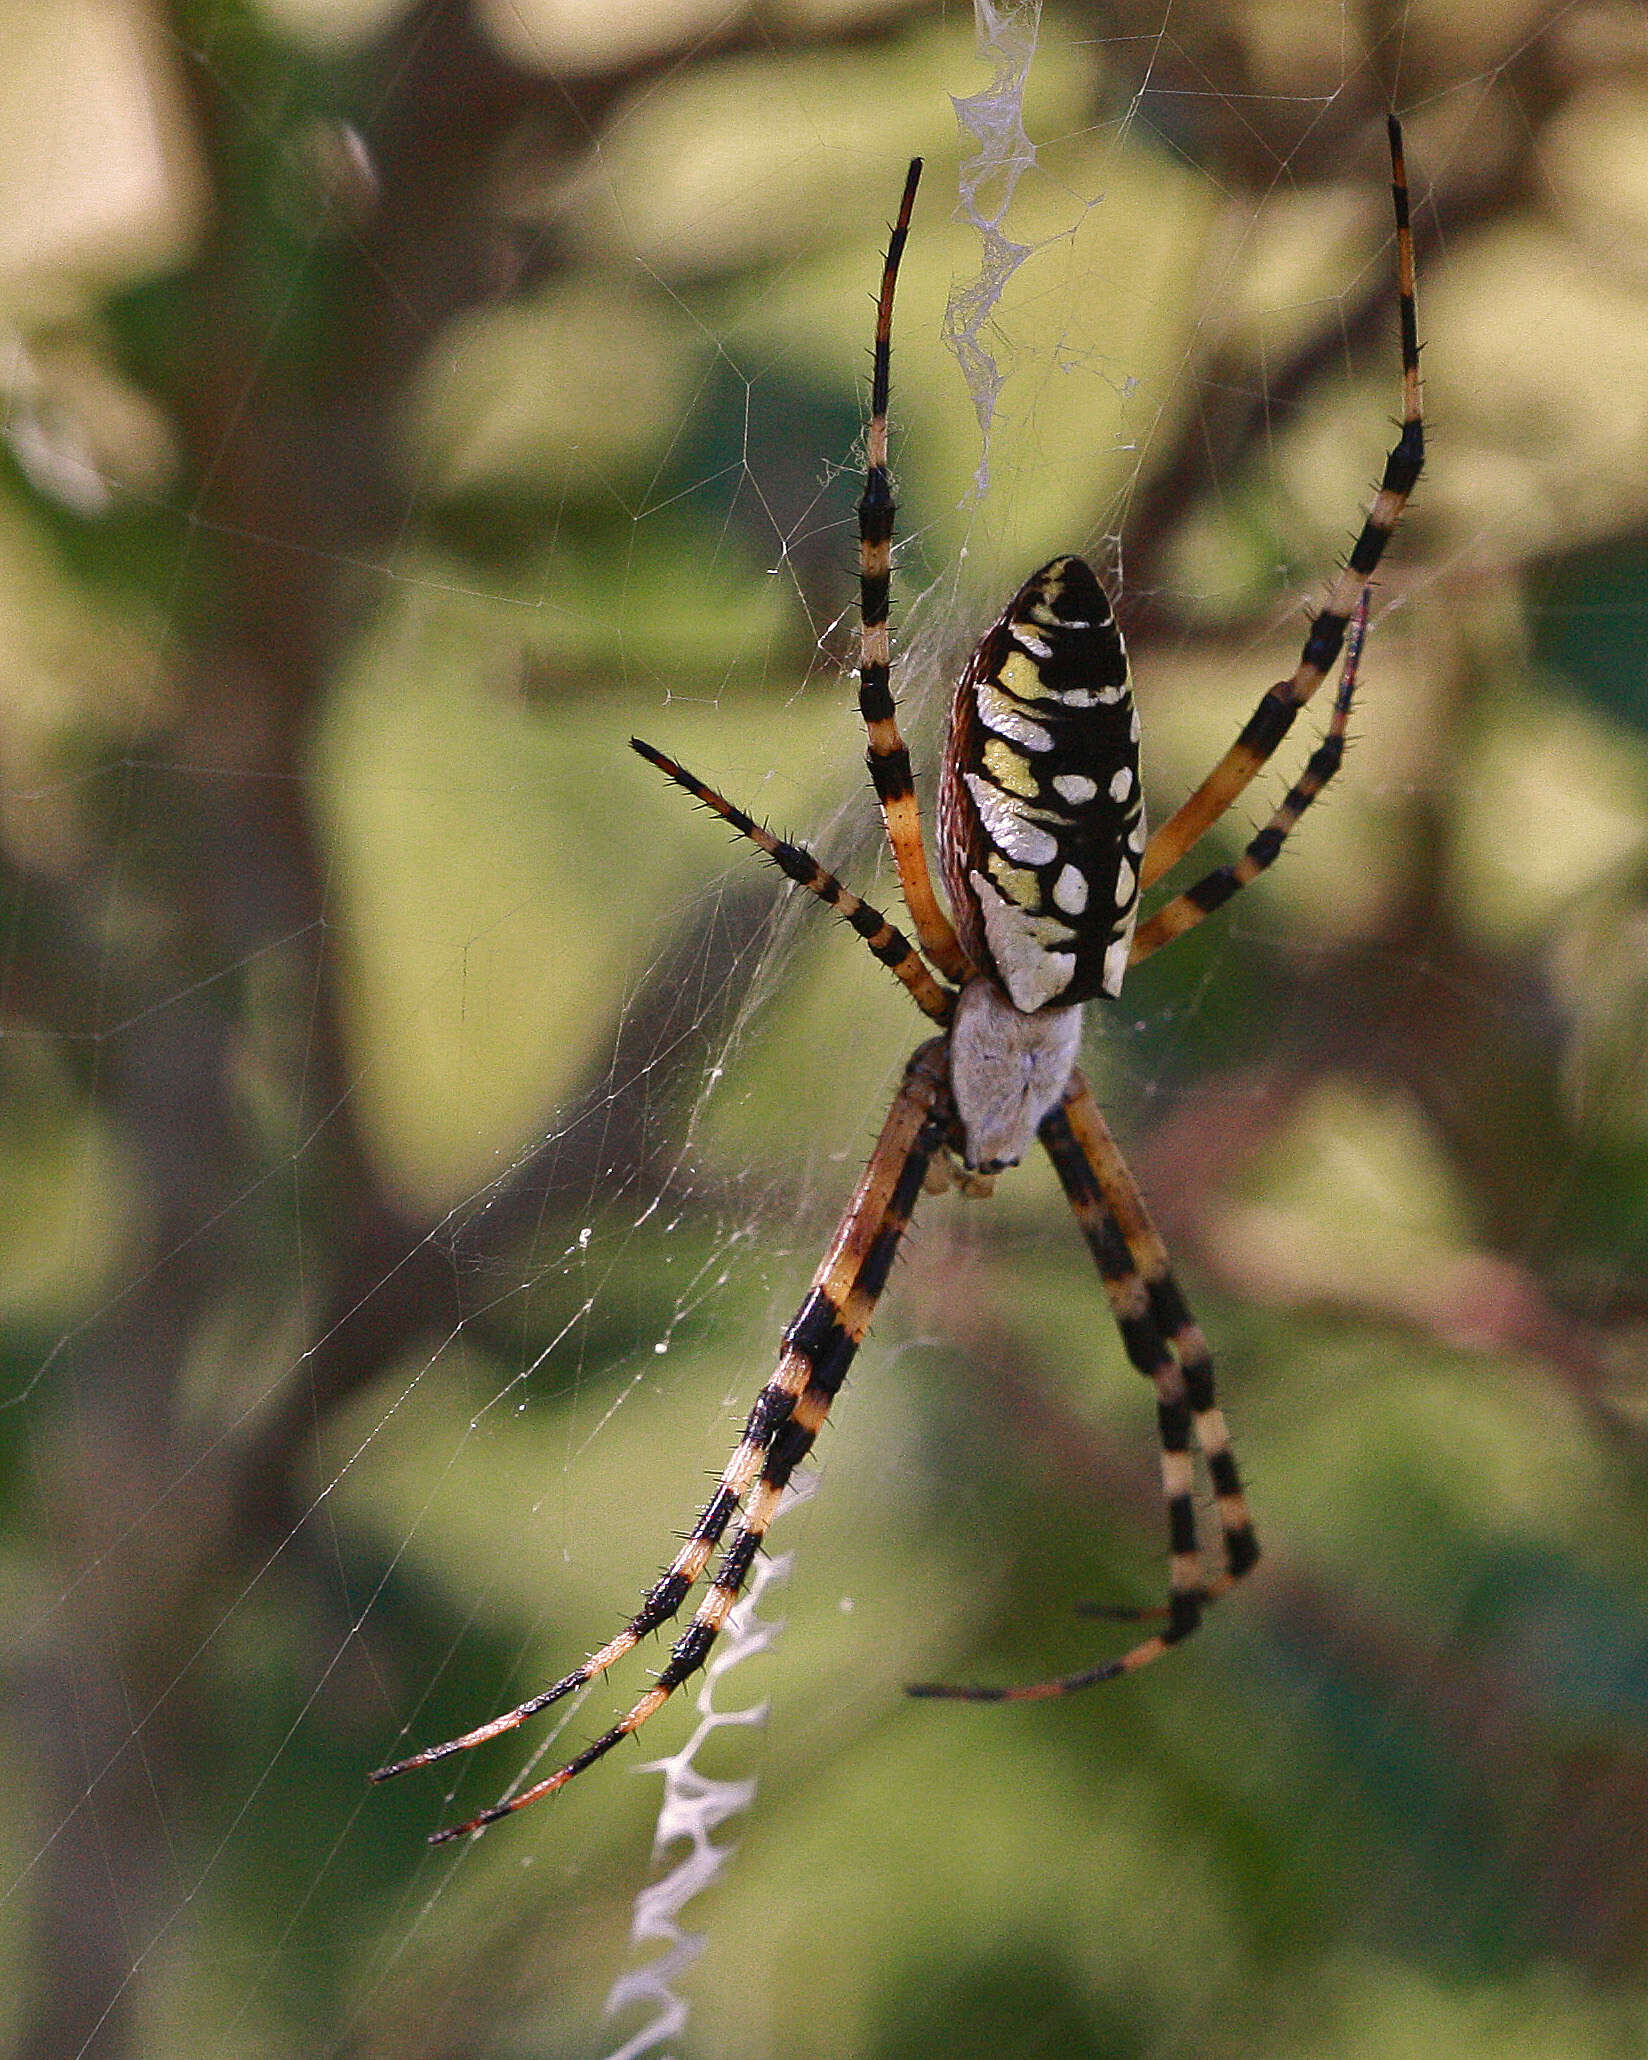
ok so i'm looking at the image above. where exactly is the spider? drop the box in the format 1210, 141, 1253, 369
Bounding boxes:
373, 119, 1422, 1844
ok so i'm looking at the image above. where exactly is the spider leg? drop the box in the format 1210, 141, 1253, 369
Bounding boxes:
907, 1068, 1255, 1702
631, 737, 953, 1024
857, 159, 972, 985
1140, 114, 1422, 895
1054, 1071, 1256, 1592
1129, 587, 1369, 966
374, 1038, 952, 1842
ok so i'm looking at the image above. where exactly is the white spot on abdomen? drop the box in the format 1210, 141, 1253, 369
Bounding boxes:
969, 871, 1076, 1012
965, 774, 1058, 867
1053, 864, 1088, 914
1102, 929, 1131, 995
976, 677, 1053, 753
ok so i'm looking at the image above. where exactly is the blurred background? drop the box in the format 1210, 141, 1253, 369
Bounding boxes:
5, 0, 1648, 2055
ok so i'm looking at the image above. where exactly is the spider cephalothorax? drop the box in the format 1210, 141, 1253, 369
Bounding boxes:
374, 123, 1422, 1843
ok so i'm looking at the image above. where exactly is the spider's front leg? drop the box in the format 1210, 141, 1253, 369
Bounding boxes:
1051, 1069, 1257, 1592
371, 1039, 953, 1842
909, 1067, 1256, 1703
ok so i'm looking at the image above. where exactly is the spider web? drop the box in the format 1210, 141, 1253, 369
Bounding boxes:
4, 4, 1648, 2060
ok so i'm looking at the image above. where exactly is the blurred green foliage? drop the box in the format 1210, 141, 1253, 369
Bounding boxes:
5, 2, 1648, 2058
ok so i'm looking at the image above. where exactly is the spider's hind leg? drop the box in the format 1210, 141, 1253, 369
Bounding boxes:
854, 158, 972, 986
1130, 587, 1371, 968
1138, 114, 1422, 894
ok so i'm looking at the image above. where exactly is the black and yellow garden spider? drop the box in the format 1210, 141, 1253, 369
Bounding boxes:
374, 119, 1422, 1843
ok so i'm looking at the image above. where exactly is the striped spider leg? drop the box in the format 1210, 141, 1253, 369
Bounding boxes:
856, 157, 972, 986
371, 124, 1418, 1835
372, 1037, 954, 1844
1139, 114, 1422, 896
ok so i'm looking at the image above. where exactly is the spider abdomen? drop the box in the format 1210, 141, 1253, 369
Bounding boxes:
938, 556, 1145, 1012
